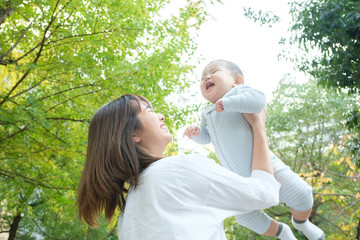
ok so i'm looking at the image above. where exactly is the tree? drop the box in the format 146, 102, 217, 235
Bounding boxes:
0, 0, 215, 238
220, 76, 359, 239
288, 0, 360, 167
266, 77, 360, 239
289, 0, 360, 92
222, 77, 359, 239
209, 77, 359, 239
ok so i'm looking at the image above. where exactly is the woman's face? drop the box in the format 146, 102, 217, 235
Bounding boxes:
135, 102, 173, 156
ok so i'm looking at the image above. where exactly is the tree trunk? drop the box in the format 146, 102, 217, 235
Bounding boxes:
356, 215, 360, 240
8, 212, 21, 240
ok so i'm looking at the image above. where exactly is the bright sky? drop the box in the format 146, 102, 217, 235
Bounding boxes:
190, 0, 306, 102
177, 0, 307, 153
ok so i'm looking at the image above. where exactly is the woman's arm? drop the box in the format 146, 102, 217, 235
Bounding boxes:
156, 154, 280, 214
243, 109, 273, 175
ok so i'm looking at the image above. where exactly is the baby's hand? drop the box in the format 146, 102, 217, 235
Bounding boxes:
215, 99, 224, 112
183, 125, 200, 139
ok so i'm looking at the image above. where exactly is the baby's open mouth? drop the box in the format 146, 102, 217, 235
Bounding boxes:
206, 81, 215, 90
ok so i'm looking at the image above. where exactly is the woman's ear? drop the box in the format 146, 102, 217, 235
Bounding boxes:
133, 130, 141, 143
234, 75, 243, 86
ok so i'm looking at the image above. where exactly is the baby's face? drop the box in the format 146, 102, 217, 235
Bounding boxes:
200, 62, 237, 103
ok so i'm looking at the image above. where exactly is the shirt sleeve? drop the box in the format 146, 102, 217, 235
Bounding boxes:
222, 85, 266, 113
187, 155, 280, 213
207, 167, 280, 213
192, 111, 211, 144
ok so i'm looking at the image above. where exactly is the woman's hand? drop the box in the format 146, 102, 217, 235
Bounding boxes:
243, 109, 266, 128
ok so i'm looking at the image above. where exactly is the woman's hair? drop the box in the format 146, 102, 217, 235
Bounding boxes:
209, 59, 244, 81
77, 94, 160, 227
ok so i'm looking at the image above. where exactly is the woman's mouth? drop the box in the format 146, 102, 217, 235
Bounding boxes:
160, 124, 169, 132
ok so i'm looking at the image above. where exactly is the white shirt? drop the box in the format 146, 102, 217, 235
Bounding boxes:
118, 154, 280, 240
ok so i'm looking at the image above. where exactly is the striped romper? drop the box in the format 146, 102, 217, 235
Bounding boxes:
192, 84, 313, 234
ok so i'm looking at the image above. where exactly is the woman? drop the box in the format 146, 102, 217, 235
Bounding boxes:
77, 94, 280, 240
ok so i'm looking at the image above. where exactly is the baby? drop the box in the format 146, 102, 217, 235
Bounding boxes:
184, 60, 325, 240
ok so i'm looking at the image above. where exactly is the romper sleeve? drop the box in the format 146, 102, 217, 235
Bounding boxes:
222, 85, 266, 113
192, 110, 211, 144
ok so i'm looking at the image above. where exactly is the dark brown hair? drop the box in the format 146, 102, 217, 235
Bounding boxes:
77, 94, 159, 227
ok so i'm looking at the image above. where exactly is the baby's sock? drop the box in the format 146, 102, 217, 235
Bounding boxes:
292, 217, 325, 240
276, 223, 297, 240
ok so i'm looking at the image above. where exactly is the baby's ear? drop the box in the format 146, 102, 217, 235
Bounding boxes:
234, 75, 243, 85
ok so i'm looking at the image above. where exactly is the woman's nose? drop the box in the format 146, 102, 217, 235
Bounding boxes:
158, 113, 165, 121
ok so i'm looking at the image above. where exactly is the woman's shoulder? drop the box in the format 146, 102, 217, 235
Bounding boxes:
141, 154, 220, 181
154, 153, 212, 167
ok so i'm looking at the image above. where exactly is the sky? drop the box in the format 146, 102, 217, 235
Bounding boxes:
177, 0, 307, 153
189, 0, 306, 102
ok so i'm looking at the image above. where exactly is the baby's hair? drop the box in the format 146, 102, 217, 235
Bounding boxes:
208, 59, 244, 82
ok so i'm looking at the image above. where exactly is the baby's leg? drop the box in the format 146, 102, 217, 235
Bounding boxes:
272, 154, 325, 240
235, 211, 296, 239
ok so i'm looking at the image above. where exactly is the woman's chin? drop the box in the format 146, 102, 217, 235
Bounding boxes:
167, 135, 174, 143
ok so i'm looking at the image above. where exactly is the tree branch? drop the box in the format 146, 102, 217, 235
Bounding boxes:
1, 0, 68, 107
315, 212, 350, 237
45, 89, 102, 113
14, 42, 42, 63
0, 22, 33, 64
0, 126, 27, 143
46, 117, 88, 122
38, 121, 68, 145
14, 1, 72, 63
8, 76, 47, 100
32, 217, 69, 240
0, 168, 75, 191
31, 0, 61, 65
36, 84, 96, 103
0, 0, 64, 107
45, 27, 143, 47
0, 0, 15, 25
313, 192, 358, 198
0, 70, 30, 108
266, 209, 292, 218
8, 100, 68, 145
325, 170, 360, 179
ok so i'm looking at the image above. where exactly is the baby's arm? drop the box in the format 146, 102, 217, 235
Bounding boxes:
222, 85, 266, 113
183, 112, 210, 144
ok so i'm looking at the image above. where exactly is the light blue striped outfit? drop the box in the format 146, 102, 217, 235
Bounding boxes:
192, 85, 313, 234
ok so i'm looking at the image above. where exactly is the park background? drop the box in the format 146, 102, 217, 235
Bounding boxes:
0, 0, 359, 239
